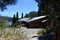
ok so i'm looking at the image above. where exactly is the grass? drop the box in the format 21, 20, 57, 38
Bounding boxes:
0, 28, 27, 40
37, 29, 46, 34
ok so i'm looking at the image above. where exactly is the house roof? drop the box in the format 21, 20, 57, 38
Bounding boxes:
18, 15, 46, 23
26, 15, 46, 22
42, 20, 47, 22
18, 18, 30, 22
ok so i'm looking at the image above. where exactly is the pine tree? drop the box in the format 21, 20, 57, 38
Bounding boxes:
21, 13, 23, 18
16, 12, 19, 22
12, 14, 16, 25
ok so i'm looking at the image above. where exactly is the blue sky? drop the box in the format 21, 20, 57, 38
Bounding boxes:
0, 0, 38, 18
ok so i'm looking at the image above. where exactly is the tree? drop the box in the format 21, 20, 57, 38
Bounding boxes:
29, 11, 37, 18
35, 0, 60, 27
0, 18, 8, 27
24, 13, 29, 18
24, 11, 37, 18
35, 0, 46, 16
35, 1, 60, 40
16, 12, 19, 22
0, 0, 17, 11
12, 13, 19, 27
12, 14, 16, 25
21, 13, 23, 18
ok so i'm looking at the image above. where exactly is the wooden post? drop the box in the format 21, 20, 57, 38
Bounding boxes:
54, 30, 57, 40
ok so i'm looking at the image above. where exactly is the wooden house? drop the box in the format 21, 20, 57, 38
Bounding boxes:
18, 15, 48, 28
26, 15, 47, 28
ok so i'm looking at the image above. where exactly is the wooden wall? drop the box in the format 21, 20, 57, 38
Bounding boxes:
27, 18, 47, 28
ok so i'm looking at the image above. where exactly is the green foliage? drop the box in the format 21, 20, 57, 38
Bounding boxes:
46, 27, 54, 34
29, 11, 38, 18
21, 13, 23, 18
24, 11, 37, 18
0, 0, 17, 11
35, 0, 47, 16
24, 13, 29, 18
16, 12, 19, 21
35, 0, 60, 28
37, 27, 54, 34
12, 13, 20, 27
37, 29, 46, 34
0, 18, 8, 27
56, 26, 60, 30
12, 14, 16, 25
12, 22, 20, 27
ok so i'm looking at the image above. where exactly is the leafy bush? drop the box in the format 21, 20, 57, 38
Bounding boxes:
46, 27, 54, 34
37, 29, 46, 34
56, 26, 60, 30
0, 19, 8, 27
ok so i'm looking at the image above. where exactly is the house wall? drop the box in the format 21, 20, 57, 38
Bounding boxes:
27, 18, 47, 28
42, 22, 47, 28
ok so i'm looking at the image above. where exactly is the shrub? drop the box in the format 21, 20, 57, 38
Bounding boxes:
46, 27, 54, 34
37, 29, 46, 34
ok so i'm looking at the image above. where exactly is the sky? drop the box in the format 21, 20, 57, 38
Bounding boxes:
0, 0, 38, 18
